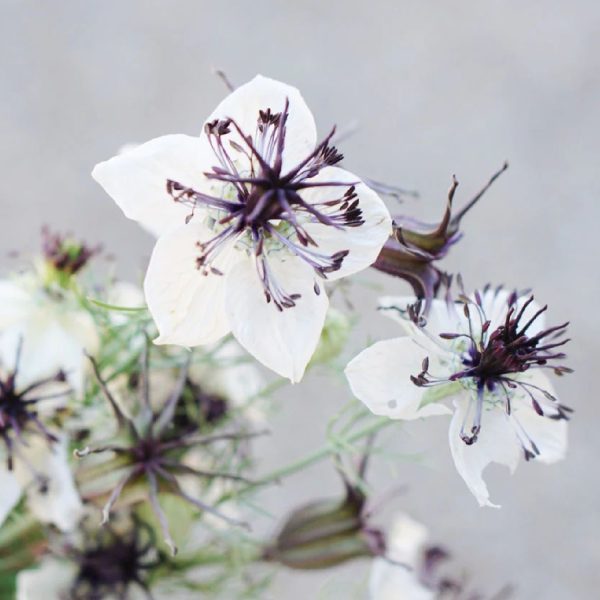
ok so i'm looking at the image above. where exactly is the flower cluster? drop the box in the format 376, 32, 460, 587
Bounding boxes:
0, 73, 573, 598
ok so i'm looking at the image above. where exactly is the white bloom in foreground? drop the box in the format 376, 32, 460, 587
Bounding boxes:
0, 273, 99, 394
0, 436, 83, 531
93, 75, 392, 382
369, 514, 434, 600
346, 287, 571, 507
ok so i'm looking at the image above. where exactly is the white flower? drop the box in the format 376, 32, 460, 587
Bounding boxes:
93, 75, 392, 382
369, 514, 434, 600
0, 436, 83, 531
345, 288, 570, 507
0, 273, 99, 395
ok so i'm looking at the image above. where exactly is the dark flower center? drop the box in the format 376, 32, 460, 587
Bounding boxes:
0, 345, 65, 469
409, 289, 573, 455
165, 100, 365, 310
42, 227, 98, 276
70, 521, 159, 600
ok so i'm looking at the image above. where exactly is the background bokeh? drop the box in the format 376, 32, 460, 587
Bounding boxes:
1, 1, 598, 598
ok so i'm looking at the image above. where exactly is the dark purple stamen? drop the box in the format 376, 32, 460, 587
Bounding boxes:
42, 227, 99, 276
78, 354, 264, 555
166, 99, 364, 310
69, 518, 160, 600
410, 287, 572, 457
0, 340, 67, 470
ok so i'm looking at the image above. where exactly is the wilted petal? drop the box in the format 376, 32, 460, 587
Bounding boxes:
345, 338, 451, 420
225, 257, 328, 382
144, 222, 239, 347
448, 399, 521, 508
93, 134, 212, 237
301, 166, 392, 281
205, 74, 317, 172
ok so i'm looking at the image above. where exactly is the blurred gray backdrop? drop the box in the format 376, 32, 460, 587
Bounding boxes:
1, 1, 598, 598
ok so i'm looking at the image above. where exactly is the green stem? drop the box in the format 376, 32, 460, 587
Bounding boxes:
234, 417, 392, 497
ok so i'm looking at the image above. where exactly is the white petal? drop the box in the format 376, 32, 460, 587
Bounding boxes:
225, 256, 328, 382
0, 301, 99, 396
13, 437, 83, 531
0, 468, 22, 527
144, 222, 238, 347
300, 166, 392, 281
345, 338, 450, 420
190, 340, 264, 409
385, 513, 429, 565
369, 558, 434, 600
16, 558, 76, 600
0, 279, 32, 329
92, 134, 212, 237
512, 370, 568, 464
378, 296, 461, 338
448, 399, 521, 508
205, 74, 317, 172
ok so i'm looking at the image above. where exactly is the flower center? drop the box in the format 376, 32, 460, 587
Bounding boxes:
0, 348, 65, 470
71, 522, 159, 599
166, 100, 365, 310
409, 290, 573, 455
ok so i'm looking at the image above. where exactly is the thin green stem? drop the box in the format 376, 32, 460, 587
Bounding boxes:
230, 417, 392, 499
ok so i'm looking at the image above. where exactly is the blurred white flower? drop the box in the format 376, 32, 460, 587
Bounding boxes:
0, 273, 99, 395
369, 514, 434, 600
0, 436, 83, 531
345, 287, 570, 507
93, 74, 391, 382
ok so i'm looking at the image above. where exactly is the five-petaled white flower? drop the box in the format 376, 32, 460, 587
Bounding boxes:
345, 287, 571, 507
92, 75, 392, 382
369, 514, 434, 600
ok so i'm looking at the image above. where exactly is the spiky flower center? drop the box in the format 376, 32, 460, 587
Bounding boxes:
166, 100, 365, 310
409, 289, 572, 457
69, 521, 159, 600
0, 353, 65, 470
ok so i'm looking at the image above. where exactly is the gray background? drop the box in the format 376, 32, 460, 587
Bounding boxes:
1, 1, 598, 598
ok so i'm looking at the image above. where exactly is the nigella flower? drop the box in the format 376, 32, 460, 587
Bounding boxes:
76, 353, 262, 555
16, 516, 163, 600
40, 227, 99, 280
370, 514, 502, 600
92, 75, 392, 381
0, 232, 99, 394
372, 164, 507, 310
345, 287, 572, 507
0, 344, 83, 530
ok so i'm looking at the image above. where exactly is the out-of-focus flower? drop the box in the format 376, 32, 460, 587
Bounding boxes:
369, 514, 434, 600
372, 164, 508, 310
16, 517, 163, 600
0, 349, 82, 530
93, 75, 392, 382
0, 266, 99, 395
345, 287, 571, 507
370, 514, 494, 600
0, 436, 82, 532
76, 353, 262, 555
40, 227, 99, 284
